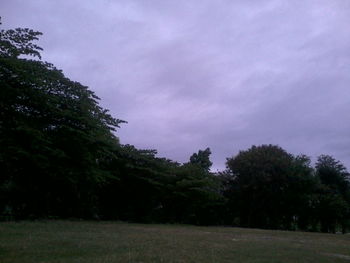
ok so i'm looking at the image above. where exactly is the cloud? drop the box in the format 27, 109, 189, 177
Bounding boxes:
2, 0, 350, 170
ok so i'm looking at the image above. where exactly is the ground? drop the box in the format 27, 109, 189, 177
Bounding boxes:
0, 221, 349, 263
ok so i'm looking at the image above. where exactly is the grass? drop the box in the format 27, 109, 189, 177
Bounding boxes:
0, 221, 350, 263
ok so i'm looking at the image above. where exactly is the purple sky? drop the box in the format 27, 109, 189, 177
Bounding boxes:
2, 0, 350, 171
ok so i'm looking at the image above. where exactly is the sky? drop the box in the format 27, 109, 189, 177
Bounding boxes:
2, 0, 350, 171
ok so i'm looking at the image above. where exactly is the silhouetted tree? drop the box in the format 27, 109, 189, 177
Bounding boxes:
315, 155, 350, 233
189, 148, 212, 172
0, 20, 124, 218
225, 145, 315, 230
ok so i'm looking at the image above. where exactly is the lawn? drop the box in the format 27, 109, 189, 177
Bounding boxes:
0, 221, 349, 263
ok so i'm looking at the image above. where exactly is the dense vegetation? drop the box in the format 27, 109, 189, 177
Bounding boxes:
1, 22, 349, 233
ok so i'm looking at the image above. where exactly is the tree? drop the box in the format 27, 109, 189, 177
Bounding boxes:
0, 20, 125, 218
315, 155, 350, 233
287, 155, 317, 231
189, 147, 212, 172
159, 162, 222, 225
225, 145, 315, 230
98, 144, 180, 222
316, 155, 349, 194
0, 18, 43, 59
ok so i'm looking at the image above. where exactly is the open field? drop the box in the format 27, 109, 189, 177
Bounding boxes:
0, 221, 349, 263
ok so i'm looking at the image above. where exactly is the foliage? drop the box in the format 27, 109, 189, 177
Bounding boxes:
189, 147, 212, 172
0, 18, 43, 59
314, 155, 350, 233
225, 145, 317, 230
0, 21, 124, 218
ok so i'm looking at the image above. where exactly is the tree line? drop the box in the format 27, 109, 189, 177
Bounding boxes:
1, 22, 349, 233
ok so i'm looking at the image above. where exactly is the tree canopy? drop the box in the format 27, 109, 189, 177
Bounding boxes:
0, 20, 125, 217
189, 147, 212, 172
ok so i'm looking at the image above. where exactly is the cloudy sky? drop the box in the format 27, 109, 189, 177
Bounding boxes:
2, 0, 350, 170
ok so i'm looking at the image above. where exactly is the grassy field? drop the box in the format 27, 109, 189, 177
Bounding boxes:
0, 221, 349, 263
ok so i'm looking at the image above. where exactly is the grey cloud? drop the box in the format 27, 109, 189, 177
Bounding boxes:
2, 0, 350, 170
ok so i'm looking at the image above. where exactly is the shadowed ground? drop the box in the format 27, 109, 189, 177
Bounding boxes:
0, 221, 349, 263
